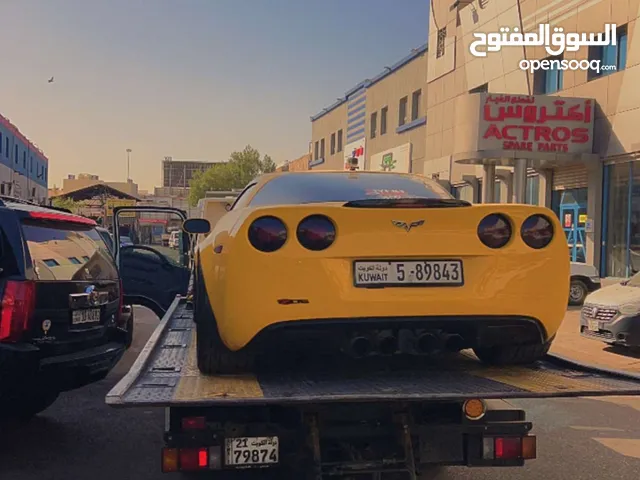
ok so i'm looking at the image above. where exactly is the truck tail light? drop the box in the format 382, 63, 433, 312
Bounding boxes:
482, 436, 536, 460
162, 447, 222, 472
181, 416, 206, 430
0, 280, 36, 342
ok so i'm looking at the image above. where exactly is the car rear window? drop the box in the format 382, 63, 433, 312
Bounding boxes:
248, 172, 453, 206
0, 228, 20, 278
21, 222, 119, 281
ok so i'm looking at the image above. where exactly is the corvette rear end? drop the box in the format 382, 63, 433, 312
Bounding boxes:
196, 172, 569, 372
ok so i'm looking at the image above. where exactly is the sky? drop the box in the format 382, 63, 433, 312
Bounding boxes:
0, 0, 429, 191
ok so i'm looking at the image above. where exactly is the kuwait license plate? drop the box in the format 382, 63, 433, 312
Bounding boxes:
72, 308, 101, 325
354, 260, 463, 287
225, 437, 279, 466
588, 319, 600, 332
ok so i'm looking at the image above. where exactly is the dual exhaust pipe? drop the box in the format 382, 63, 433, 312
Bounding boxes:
346, 330, 466, 358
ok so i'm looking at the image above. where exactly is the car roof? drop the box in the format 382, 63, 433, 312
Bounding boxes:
0, 196, 96, 225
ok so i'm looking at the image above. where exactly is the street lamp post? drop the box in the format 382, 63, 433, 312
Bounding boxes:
126, 149, 132, 181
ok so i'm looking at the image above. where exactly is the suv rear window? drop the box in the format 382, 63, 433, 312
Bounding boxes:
21, 222, 118, 281
249, 172, 453, 206
0, 228, 19, 278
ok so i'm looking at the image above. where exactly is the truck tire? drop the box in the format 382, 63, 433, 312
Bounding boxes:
195, 268, 254, 375
473, 340, 552, 366
569, 278, 588, 306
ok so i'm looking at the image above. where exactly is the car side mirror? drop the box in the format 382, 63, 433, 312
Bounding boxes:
225, 203, 232, 212
183, 218, 211, 235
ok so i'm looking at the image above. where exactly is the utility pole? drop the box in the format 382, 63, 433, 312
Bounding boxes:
126, 149, 132, 181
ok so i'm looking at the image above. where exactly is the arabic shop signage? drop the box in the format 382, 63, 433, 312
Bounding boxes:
470, 23, 617, 58
477, 93, 594, 155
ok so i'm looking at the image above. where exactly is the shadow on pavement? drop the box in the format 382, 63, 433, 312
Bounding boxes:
604, 345, 640, 359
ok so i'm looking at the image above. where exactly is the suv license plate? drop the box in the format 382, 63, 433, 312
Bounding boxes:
588, 319, 600, 332
72, 308, 101, 325
225, 437, 279, 466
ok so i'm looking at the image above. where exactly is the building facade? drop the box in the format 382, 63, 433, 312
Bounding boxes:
161, 157, 225, 190
310, 45, 428, 173
425, 0, 639, 277
276, 153, 311, 172
0, 113, 48, 202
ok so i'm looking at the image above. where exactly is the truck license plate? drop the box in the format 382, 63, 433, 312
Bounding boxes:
225, 437, 279, 466
72, 308, 101, 325
588, 319, 600, 332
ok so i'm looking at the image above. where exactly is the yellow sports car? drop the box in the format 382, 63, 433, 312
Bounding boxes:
191, 170, 569, 374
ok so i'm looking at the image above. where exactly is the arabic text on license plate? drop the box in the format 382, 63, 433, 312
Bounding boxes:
588, 319, 600, 332
72, 308, 101, 325
354, 260, 463, 286
225, 437, 279, 466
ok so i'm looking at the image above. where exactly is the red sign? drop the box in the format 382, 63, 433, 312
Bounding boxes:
479, 94, 594, 155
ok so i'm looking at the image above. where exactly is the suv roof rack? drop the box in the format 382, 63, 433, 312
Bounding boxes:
0, 195, 72, 214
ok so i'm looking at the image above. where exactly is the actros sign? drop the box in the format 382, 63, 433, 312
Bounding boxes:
477, 94, 595, 155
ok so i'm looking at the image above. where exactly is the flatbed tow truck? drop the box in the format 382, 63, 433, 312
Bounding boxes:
107, 295, 640, 479
106, 206, 640, 479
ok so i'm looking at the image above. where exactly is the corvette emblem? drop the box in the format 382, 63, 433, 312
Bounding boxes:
392, 220, 425, 232
42, 319, 52, 336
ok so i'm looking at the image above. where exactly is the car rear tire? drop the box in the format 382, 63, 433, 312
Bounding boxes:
195, 267, 254, 375
473, 340, 552, 366
569, 279, 588, 306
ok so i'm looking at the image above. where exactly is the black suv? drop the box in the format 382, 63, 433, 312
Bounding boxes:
0, 197, 131, 420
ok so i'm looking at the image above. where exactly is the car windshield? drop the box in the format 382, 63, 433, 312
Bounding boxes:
248, 172, 453, 206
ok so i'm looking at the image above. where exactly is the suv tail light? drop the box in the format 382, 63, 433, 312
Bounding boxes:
296, 215, 336, 251
248, 216, 288, 252
0, 280, 36, 342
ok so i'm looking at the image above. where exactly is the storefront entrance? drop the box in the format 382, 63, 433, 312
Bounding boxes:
603, 161, 640, 277
551, 189, 588, 263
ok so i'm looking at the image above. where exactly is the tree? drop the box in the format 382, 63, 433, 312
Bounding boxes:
189, 145, 276, 206
51, 197, 85, 214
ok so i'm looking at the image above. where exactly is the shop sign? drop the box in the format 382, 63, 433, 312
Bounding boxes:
344, 138, 366, 170
478, 94, 595, 155
106, 199, 136, 218
369, 143, 411, 173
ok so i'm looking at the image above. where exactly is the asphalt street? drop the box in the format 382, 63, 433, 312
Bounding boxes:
1, 307, 639, 480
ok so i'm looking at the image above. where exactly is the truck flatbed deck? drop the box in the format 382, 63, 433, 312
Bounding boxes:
107, 296, 640, 408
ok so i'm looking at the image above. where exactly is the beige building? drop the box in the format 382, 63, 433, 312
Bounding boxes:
276, 153, 311, 172
425, 0, 639, 278
310, 44, 428, 173
50, 173, 140, 197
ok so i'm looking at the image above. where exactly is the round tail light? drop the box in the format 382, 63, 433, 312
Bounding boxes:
248, 216, 287, 252
521, 214, 554, 249
296, 215, 336, 251
477, 214, 512, 249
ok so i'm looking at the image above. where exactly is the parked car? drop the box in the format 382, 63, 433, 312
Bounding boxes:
580, 273, 640, 348
169, 230, 180, 249
0, 197, 132, 421
569, 262, 602, 306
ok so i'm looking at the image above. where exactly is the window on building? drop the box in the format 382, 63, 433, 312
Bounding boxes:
380, 106, 388, 135
14, 145, 18, 163
398, 96, 408, 126
370, 112, 377, 138
0, 184, 4, 195
4, 137, 8, 157
526, 175, 540, 205
436, 27, 447, 58
314, 141, 319, 160
320, 138, 325, 159
534, 56, 563, 94
337, 129, 343, 152
411, 89, 422, 121
469, 83, 488, 94
30, 156, 33, 172
588, 24, 627, 80
330, 133, 336, 155
22, 151, 26, 168
0, 133, 2, 155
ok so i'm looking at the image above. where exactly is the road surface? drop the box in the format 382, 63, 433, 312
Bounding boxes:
1, 308, 639, 479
